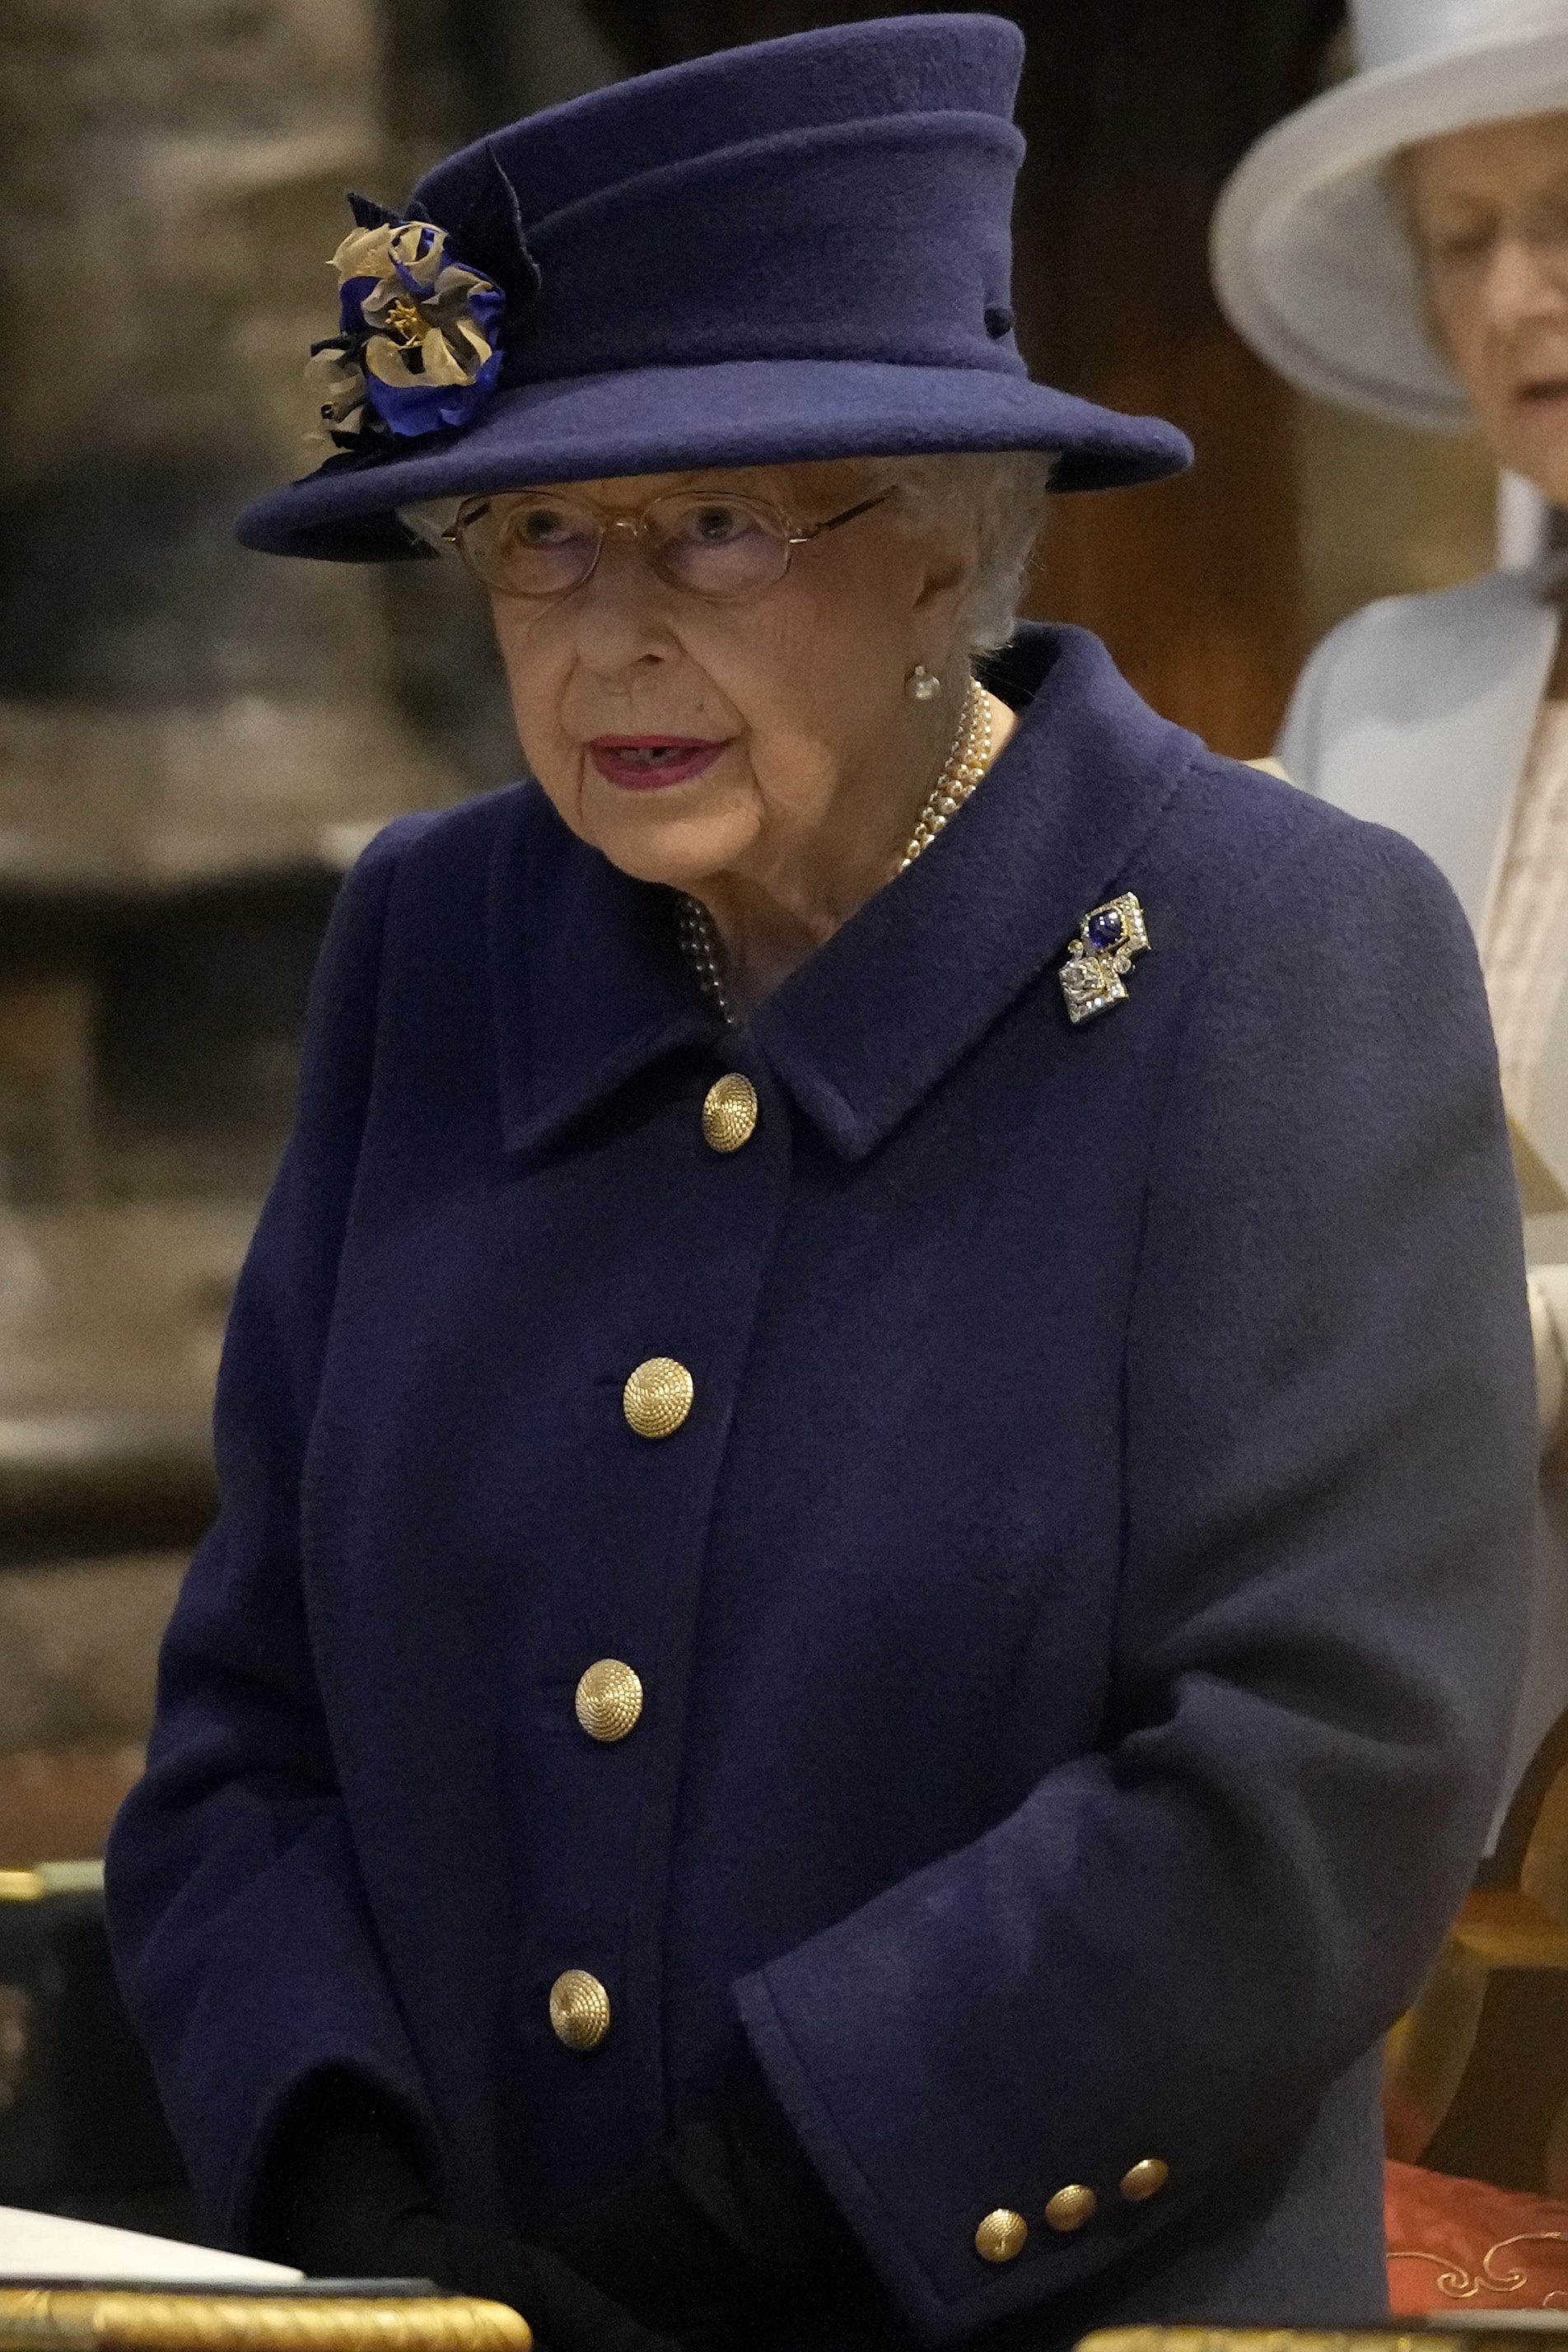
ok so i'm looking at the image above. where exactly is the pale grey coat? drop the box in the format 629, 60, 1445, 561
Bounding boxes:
1279, 558, 1568, 1833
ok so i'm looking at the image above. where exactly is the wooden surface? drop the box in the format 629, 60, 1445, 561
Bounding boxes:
0, 1748, 146, 1869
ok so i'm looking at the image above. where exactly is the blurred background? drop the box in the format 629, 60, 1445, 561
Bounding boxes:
0, 0, 1508, 2116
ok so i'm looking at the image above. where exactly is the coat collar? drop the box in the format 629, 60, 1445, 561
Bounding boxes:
491, 625, 1197, 1163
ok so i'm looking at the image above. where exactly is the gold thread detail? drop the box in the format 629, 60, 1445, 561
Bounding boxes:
1387, 2228, 1568, 2301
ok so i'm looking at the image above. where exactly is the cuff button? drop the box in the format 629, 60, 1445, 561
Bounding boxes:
974, 2209, 1029, 2263
1120, 2158, 1169, 2203
1045, 2183, 1097, 2233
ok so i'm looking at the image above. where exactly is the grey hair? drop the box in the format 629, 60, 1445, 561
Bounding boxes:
875, 449, 1057, 659
398, 445, 1056, 657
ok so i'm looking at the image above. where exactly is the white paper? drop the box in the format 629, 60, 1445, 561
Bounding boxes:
0, 2205, 301, 2284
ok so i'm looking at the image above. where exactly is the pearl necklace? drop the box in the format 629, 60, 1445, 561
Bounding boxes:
896, 679, 994, 871
676, 679, 994, 1024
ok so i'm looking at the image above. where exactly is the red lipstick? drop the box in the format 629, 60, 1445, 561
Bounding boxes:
589, 735, 729, 790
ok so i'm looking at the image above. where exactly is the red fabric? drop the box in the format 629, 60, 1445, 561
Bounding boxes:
1386, 2158, 1568, 2314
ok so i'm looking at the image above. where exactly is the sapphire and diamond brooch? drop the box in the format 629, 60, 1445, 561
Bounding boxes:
1057, 893, 1150, 1024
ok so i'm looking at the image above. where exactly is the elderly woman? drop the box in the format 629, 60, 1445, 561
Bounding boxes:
1215, 0, 1568, 1831
106, 16, 1531, 2352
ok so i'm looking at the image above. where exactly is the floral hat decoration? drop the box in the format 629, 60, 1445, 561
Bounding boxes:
240, 16, 1191, 563
306, 163, 539, 457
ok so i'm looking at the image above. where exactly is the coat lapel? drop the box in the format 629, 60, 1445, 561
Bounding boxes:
484, 628, 1199, 1167
488, 780, 715, 1160
750, 626, 1197, 1160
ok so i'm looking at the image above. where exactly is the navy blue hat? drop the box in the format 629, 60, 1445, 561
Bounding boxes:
236, 14, 1192, 562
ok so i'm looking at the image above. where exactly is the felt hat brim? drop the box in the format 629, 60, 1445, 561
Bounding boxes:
1211, 26, 1568, 432
236, 357, 1193, 560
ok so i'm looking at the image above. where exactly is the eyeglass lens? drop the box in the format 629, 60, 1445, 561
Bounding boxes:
460, 492, 796, 600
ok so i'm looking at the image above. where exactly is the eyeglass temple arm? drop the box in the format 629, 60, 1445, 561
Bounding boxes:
791, 489, 894, 544
441, 498, 489, 545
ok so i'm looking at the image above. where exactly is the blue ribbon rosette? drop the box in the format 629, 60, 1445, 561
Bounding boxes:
306, 204, 507, 453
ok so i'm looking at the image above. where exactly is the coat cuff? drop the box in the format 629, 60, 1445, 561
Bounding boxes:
116, 1808, 436, 2249
735, 1943, 1196, 2348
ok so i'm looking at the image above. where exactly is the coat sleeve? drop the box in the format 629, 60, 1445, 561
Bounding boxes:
104, 818, 437, 2247
734, 813, 1534, 2345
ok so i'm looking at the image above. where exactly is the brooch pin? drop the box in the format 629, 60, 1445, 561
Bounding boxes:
1057, 893, 1150, 1024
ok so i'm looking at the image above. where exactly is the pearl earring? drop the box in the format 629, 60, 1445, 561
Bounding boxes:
908, 665, 940, 702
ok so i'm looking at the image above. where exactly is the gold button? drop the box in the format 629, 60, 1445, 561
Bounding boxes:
548, 1969, 610, 2051
623, 1356, 693, 1439
973, 2209, 1029, 2264
1119, 2158, 1169, 2204
1045, 2184, 1096, 2233
576, 1659, 643, 1743
702, 1073, 758, 1153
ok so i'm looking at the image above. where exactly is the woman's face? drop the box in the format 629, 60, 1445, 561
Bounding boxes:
483, 460, 973, 895
1404, 112, 1568, 502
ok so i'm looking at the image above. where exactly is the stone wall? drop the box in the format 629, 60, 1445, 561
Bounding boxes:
0, 0, 623, 1864
0, 0, 466, 887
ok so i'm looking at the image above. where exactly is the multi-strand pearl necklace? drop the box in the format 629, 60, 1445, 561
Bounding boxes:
676, 679, 994, 1025
895, 678, 993, 871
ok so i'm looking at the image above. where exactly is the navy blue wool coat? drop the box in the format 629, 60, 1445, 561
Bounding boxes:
107, 626, 1533, 2351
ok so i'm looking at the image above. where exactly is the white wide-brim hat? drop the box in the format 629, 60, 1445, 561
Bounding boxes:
1211, 0, 1568, 432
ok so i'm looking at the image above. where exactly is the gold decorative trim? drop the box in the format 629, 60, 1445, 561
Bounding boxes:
1077, 2332, 1468, 2352
1386, 2228, 1568, 2304
0, 2297, 530, 2352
